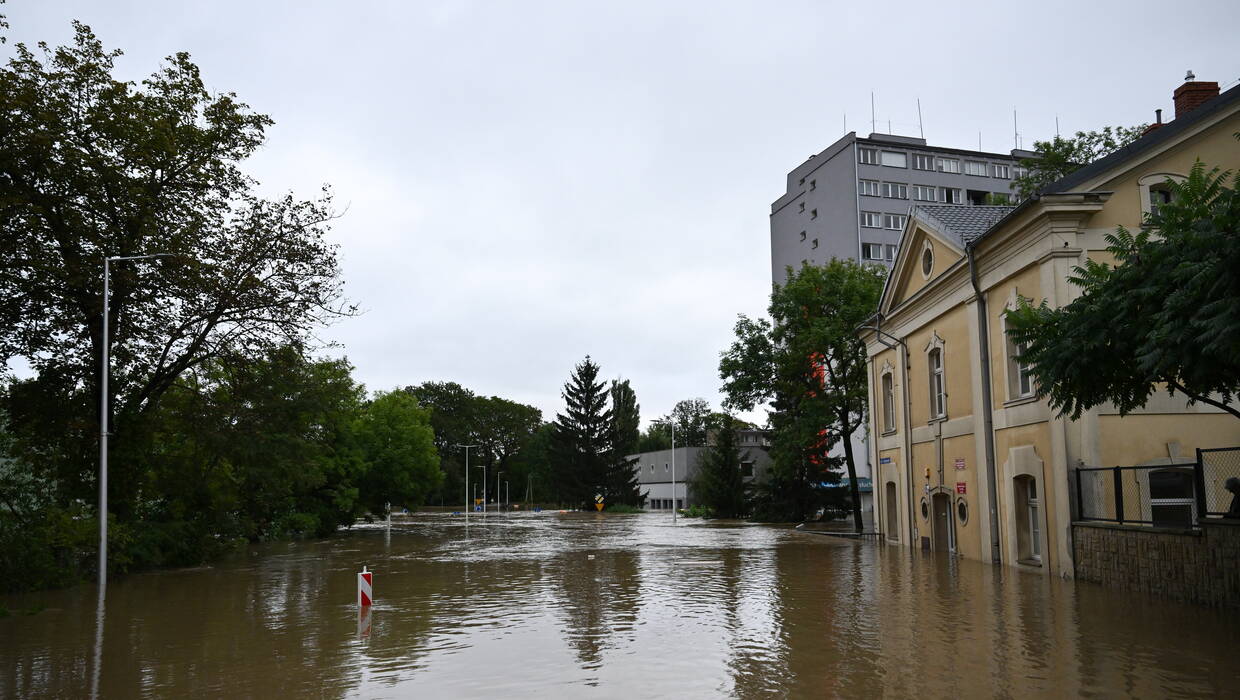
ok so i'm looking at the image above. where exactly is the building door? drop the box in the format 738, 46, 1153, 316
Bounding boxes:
932, 493, 954, 552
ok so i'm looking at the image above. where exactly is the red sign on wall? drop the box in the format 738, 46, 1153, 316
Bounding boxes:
955, 482, 967, 494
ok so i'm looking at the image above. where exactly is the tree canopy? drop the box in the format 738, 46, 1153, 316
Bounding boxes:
690, 417, 750, 519
1006, 161, 1240, 420
1012, 125, 1146, 198
550, 356, 643, 508
720, 260, 884, 523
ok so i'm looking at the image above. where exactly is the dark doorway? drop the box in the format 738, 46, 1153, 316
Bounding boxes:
932, 492, 954, 552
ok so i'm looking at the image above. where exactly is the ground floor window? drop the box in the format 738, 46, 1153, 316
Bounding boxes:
885, 481, 898, 540
1016, 476, 1041, 562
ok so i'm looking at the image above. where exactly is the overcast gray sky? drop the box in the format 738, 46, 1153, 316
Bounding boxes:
6, 1, 1239, 427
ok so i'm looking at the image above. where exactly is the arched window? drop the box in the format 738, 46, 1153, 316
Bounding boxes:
1138, 173, 1185, 219
881, 371, 896, 433
928, 348, 946, 419
885, 481, 898, 540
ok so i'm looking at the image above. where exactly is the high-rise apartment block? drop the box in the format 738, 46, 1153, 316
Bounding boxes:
770, 132, 1035, 284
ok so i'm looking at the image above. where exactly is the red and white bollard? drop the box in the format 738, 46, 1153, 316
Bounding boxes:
357, 566, 373, 607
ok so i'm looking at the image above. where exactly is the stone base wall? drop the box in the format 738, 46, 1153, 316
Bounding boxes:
1072, 520, 1240, 609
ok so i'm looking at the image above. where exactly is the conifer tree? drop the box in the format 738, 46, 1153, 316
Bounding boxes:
691, 417, 749, 518
550, 356, 613, 507
610, 379, 641, 456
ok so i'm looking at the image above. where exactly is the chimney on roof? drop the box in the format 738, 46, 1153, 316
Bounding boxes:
1173, 71, 1220, 120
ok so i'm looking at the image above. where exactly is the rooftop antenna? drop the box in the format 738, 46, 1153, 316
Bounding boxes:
1055, 114, 1060, 138
888, 119, 892, 134
870, 92, 876, 134
1185, 69, 1195, 81
978, 131, 982, 151
843, 111, 847, 133
917, 98, 924, 139
1013, 109, 1018, 150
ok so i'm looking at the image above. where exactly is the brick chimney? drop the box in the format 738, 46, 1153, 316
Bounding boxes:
1173, 72, 1220, 120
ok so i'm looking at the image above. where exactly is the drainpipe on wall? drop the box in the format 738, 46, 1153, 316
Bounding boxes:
968, 245, 1002, 564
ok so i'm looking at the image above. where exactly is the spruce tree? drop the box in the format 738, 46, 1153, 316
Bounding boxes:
550, 356, 614, 508
610, 379, 641, 455
691, 418, 748, 518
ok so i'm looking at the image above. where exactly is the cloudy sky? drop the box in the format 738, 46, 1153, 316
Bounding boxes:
6, 1, 1238, 426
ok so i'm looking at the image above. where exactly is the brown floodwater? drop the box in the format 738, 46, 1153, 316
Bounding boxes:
2, 512, 1237, 698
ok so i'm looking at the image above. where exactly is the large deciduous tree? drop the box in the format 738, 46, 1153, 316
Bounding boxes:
355, 391, 441, 515
720, 260, 884, 525
0, 24, 353, 514
1006, 161, 1240, 420
1011, 125, 1146, 198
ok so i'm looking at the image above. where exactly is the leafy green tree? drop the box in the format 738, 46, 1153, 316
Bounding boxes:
507, 422, 554, 505
610, 379, 641, 455
355, 391, 441, 514
670, 398, 712, 447
405, 381, 478, 504
636, 421, 672, 452
1012, 125, 1147, 198
691, 418, 749, 518
0, 24, 353, 517
720, 260, 884, 525
549, 356, 643, 508
1006, 161, 1240, 420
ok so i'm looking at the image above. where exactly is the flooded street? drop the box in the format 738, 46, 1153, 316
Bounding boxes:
3, 512, 1238, 698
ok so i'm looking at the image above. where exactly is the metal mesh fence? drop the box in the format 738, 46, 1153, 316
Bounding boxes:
1199, 447, 1240, 517
1076, 463, 1200, 527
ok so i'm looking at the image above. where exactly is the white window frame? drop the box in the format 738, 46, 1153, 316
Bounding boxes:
860, 211, 881, 228
882, 182, 908, 199
1002, 290, 1034, 401
880, 367, 896, 433
940, 187, 962, 204
912, 184, 936, 201
811, 238, 819, 249
858, 147, 879, 165
880, 151, 908, 168
883, 213, 906, 231
1137, 172, 1185, 219
1027, 478, 1041, 561
862, 242, 883, 260
859, 179, 880, 196
936, 157, 960, 174
912, 154, 934, 171
885, 244, 896, 261
989, 163, 1010, 179
964, 160, 987, 176
925, 332, 946, 420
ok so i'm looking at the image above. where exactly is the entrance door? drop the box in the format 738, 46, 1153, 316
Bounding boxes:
931, 493, 954, 552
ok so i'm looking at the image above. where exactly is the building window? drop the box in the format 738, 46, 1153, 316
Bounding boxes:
989, 163, 1010, 179
1013, 166, 1029, 179
885, 244, 896, 261
883, 213, 906, 230
912, 184, 937, 201
741, 462, 755, 478
1016, 476, 1041, 562
1137, 173, 1185, 219
882, 182, 908, 199
912, 154, 934, 171
810, 208, 818, 220
940, 187, 962, 204
665, 463, 669, 472
810, 179, 816, 191
799, 202, 805, 212
811, 238, 819, 249
881, 151, 908, 168
862, 242, 883, 260
928, 347, 945, 419
859, 179, 880, 196
885, 481, 899, 540
921, 245, 934, 277
799, 177, 806, 186
858, 147, 879, 165
1149, 185, 1173, 215
964, 161, 987, 176
1009, 334, 1033, 399
936, 157, 960, 174
989, 192, 1012, 204
860, 211, 882, 228
881, 372, 895, 433
799, 230, 806, 241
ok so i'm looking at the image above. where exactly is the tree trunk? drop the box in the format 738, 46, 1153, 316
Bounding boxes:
840, 414, 864, 532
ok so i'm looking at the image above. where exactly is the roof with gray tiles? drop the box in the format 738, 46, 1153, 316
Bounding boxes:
911, 204, 1016, 247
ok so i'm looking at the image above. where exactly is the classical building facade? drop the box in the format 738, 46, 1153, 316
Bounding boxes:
860, 78, 1240, 577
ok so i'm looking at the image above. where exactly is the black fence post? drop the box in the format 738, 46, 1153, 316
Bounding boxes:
1114, 466, 1124, 525
1194, 448, 1208, 522
1075, 469, 1085, 520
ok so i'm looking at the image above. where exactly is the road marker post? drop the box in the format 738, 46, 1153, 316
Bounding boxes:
358, 566, 373, 607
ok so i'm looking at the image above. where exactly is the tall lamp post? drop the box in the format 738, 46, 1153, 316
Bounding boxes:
99, 253, 172, 583
454, 444, 479, 515
654, 418, 678, 524
495, 470, 503, 512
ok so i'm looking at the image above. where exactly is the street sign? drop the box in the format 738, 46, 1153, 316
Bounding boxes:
594, 493, 604, 511
954, 458, 966, 470
880, 456, 892, 464
955, 482, 967, 494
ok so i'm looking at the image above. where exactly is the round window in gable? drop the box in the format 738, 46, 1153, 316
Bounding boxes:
920, 497, 929, 521
921, 246, 934, 278
956, 498, 969, 525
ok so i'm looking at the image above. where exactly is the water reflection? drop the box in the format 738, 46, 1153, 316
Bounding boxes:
2, 513, 1238, 698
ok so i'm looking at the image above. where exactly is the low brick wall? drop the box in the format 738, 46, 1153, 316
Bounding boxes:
1072, 519, 1240, 609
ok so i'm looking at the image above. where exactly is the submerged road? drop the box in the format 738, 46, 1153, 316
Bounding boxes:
2, 512, 1237, 697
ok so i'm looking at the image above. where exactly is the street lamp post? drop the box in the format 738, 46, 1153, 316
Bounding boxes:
454, 444, 479, 515
99, 253, 171, 583
654, 419, 677, 524
474, 464, 487, 514
495, 470, 503, 512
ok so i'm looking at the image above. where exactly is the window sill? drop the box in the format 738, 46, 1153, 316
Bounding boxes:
1017, 558, 1042, 568
1002, 394, 1039, 409
927, 415, 948, 425
881, 429, 898, 437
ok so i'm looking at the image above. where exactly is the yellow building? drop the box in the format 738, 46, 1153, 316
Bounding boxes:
861, 77, 1240, 578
